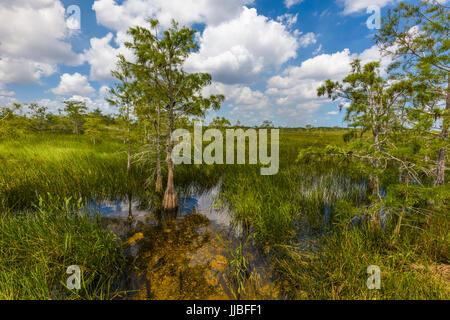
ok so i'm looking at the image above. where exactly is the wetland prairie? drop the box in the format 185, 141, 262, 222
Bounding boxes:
0, 130, 447, 300
1, 0, 449, 302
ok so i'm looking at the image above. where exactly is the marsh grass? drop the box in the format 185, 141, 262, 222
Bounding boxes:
216, 233, 252, 299
217, 129, 449, 300
0, 133, 133, 299
1, 129, 448, 300
0, 197, 125, 300
275, 224, 449, 300
0, 133, 148, 210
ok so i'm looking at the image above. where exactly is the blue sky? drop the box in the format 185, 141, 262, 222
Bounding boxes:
0, 0, 431, 127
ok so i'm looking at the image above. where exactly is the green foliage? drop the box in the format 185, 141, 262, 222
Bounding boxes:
125, 19, 225, 123
84, 115, 107, 145
28, 103, 49, 131
107, 55, 137, 133
376, 0, 449, 186
63, 100, 88, 135
0, 197, 124, 300
259, 120, 275, 129
216, 234, 253, 299
316, 57, 448, 229
210, 116, 232, 129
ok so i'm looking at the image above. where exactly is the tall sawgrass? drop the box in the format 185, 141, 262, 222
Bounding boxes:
0, 197, 125, 300
0, 133, 131, 300
0, 133, 148, 210
275, 221, 449, 300
217, 129, 449, 300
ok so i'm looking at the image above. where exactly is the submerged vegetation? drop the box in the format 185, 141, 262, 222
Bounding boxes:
0, 0, 448, 300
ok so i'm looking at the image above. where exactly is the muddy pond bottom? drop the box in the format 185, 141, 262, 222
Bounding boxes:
87, 185, 281, 300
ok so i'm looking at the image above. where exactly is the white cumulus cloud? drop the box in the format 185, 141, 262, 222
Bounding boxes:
82, 33, 133, 82
264, 45, 391, 125
184, 7, 298, 84
51, 73, 96, 97
92, 0, 254, 30
0, 0, 82, 86
90, 2, 298, 85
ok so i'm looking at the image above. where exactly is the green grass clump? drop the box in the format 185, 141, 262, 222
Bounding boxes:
275, 224, 449, 300
0, 199, 124, 300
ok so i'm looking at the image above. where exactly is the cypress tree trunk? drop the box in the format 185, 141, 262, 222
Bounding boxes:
155, 152, 163, 193
155, 103, 163, 193
127, 119, 131, 178
163, 103, 177, 212
370, 107, 382, 229
127, 141, 131, 177
123, 105, 133, 218
434, 75, 449, 186
126, 108, 132, 215
73, 120, 79, 135
394, 164, 408, 241
163, 151, 177, 212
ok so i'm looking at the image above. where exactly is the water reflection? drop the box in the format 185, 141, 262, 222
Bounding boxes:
86, 183, 280, 300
